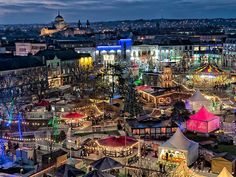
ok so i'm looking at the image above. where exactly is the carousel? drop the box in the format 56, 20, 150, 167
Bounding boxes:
96, 136, 139, 158
187, 63, 229, 88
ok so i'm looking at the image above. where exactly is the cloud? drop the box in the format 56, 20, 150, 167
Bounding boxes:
0, 0, 235, 23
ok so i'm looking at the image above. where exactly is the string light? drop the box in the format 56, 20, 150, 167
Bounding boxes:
2, 136, 63, 143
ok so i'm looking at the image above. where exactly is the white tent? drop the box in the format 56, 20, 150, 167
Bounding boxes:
217, 167, 233, 177
187, 90, 211, 111
158, 128, 199, 166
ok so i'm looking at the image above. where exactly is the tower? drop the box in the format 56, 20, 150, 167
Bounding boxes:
86, 20, 90, 28
161, 67, 173, 88
78, 20, 82, 28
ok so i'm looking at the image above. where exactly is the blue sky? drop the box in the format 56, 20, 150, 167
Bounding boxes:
0, 0, 235, 24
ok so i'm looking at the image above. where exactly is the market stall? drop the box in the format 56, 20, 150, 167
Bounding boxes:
186, 106, 220, 133
158, 128, 199, 166
212, 153, 236, 175
186, 90, 211, 112
96, 136, 138, 158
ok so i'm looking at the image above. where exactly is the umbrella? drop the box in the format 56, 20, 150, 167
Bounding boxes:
84, 170, 115, 177
90, 157, 122, 171
56, 164, 85, 177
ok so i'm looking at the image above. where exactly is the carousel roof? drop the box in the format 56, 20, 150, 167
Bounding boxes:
35, 100, 50, 107
194, 64, 224, 74
62, 112, 86, 119
190, 106, 218, 121
97, 136, 138, 148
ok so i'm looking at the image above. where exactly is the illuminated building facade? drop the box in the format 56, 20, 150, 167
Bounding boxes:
223, 38, 236, 68
15, 42, 47, 56
36, 49, 92, 88
40, 12, 68, 36
0, 56, 48, 98
96, 39, 132, 67
193, 44, 223, 65
158, 44, 193, 64
131, 44, 193, 70
40, 13, 92, 36
131, 44, 158, 71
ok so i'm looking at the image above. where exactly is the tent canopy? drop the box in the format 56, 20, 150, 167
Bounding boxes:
84, 170, 115, 177
97, 136, 138, 148
90, 157, 123, 171
190, 106, 218, 121
56, 164, 85, 177
62, 112, 86, 119
188, 90, 208, 102
171, 161, 205, 177
218, 167, 233, 177
161, 128, 198, 151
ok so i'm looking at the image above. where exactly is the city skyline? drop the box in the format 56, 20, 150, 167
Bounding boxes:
0, 0, 236, 24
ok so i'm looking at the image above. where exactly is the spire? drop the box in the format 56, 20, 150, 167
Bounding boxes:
58, 11, 60, 16
78, 20, 82, 28
86, 20, 90, 28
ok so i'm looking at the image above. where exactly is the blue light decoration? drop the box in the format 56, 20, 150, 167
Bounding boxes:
0, 139, 10, 165
118, 39, 132, 50
6, 100, 14, 127
17, 112, 23, 140
96, 45, 122, 51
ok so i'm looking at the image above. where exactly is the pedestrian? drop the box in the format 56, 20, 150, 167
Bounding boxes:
159, 163, 163, 172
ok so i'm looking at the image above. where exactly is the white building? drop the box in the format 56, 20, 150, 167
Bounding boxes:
223, 38, 236, 69
15, 42, 47, 56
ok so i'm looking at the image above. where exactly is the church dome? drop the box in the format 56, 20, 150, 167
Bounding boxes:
55, 12, 64, 22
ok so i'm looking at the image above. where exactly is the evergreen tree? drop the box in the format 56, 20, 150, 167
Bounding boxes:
171, 101, 190, 125
124, 77, 143, 117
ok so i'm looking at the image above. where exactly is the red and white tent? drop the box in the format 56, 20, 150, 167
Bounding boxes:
186, 106, 220, 133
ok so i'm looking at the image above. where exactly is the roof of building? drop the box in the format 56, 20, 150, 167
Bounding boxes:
36, 49, 91, 61
213, 152, 236, 162
0, 56, 44, 71
126, 118, 178, 129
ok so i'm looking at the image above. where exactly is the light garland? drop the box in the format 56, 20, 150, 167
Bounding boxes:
2, 136, 62, 143
0, 119, 46, 126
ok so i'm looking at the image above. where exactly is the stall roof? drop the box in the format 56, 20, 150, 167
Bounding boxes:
188, 90, 208, 102
218, 167, 233, 177
161, 128, 198, 151
190, 106, 218, 121
213, 152, 236, 162
126, 118, 178, 129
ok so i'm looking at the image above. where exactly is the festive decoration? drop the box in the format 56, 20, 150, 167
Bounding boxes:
124, 77, 143, 117
48, 115, 60, 139
17, 112, 23, 140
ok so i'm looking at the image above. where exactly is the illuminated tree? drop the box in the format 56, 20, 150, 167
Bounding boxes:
124, 77, 143, 117
48, 115, 60, 141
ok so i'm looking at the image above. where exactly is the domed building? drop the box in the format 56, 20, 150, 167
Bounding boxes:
40, 12, 93, 36
54, 12, 68, 30
40, 12, 68, 36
